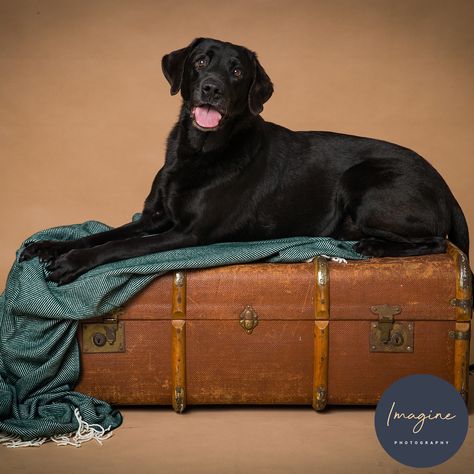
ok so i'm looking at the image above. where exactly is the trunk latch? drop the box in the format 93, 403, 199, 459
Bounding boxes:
369, 304, 414, 353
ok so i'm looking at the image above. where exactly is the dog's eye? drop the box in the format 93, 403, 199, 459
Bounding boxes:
194, 58, 208, 70
233, 68, 243, 78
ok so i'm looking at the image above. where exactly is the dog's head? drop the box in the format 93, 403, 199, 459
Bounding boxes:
162, 38, 273, 131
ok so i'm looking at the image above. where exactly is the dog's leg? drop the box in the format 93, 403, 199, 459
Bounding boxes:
353, 236, 447, 257
45, 230, 198, 285
336, 159, 451, 258
19, 213, 171, 263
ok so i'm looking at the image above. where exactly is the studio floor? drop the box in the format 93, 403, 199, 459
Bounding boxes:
2, 374, 473, 474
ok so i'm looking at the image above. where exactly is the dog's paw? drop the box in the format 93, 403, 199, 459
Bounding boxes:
20, 240, 72, 263
353, 238, 386, 257
45, 249, 91, 285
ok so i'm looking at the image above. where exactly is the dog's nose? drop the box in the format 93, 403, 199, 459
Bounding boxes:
201, 80, 222, 100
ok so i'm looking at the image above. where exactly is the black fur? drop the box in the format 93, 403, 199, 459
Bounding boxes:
20, 38, 470, 285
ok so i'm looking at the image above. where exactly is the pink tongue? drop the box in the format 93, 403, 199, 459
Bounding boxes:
194, 106, 222, 128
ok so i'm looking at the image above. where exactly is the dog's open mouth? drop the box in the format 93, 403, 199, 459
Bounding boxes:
191, 105, 224, 130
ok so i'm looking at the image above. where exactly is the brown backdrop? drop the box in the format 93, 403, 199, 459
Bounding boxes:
1, 3, 474, 470
1, 0, 473, 288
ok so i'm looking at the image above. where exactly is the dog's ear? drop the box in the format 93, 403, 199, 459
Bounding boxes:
248, 54, 274, 115
162, 38, 203, 95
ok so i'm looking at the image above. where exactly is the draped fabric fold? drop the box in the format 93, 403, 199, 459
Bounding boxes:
0, 219, 365, 441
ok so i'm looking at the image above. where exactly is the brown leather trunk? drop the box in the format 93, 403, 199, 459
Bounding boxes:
75, 242, 471, 412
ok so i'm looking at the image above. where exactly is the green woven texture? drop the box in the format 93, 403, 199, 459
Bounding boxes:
0, 219, 365, 440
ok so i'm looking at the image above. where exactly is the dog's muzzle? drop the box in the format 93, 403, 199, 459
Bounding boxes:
190, 78, 227, 130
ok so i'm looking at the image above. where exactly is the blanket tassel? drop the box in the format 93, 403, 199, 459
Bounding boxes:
0, 408, 113, 448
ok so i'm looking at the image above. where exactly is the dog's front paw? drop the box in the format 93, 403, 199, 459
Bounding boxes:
45, 249, 92, 285
20, 240, 72, 263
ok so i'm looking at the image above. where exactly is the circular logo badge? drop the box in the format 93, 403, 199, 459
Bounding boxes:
374, 374, 468, 468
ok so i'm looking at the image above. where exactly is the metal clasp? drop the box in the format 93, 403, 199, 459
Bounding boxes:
371, 304, 401, 343
82, 308, 125, 353
369, 304, 414, 353
239, 305, 259, 334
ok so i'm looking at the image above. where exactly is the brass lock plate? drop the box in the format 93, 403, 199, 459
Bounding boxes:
370, 320, 414, 353
82, 322, 125, 353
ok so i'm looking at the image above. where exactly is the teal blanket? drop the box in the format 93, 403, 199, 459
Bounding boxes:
0, 220, 365, 442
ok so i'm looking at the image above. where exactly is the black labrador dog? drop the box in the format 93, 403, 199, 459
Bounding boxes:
21, 38, 469, 285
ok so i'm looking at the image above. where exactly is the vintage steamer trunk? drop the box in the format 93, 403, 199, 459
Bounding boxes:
75, 242, 472, 412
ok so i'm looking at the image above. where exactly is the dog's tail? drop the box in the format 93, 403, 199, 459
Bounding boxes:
448, 198, 470, 257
